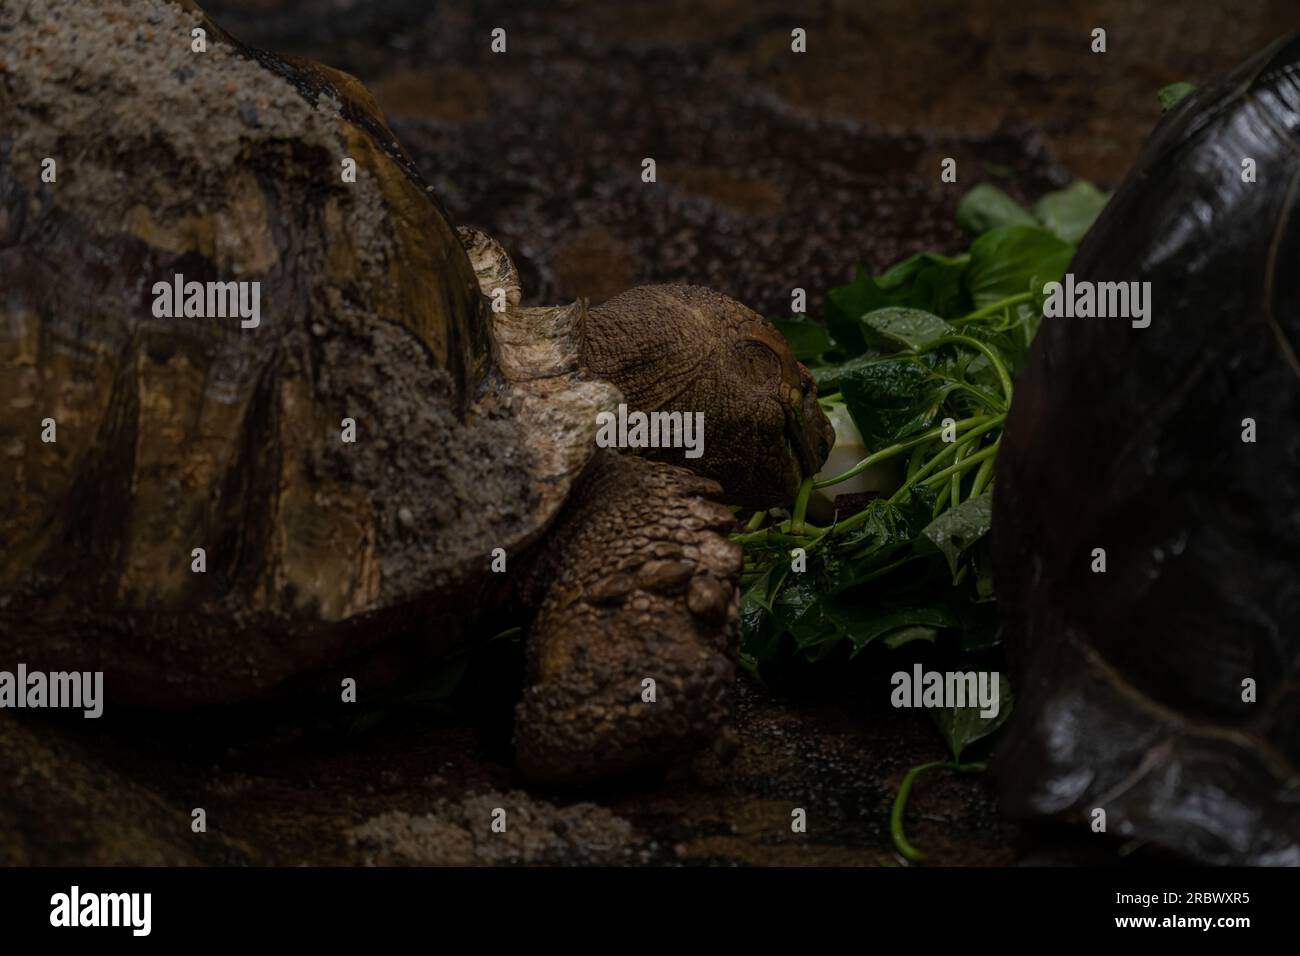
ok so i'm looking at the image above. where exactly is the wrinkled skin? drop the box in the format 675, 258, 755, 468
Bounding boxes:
0, 0, 833, 789
585, 285, 835, 508
516, 452, 742, 785
518, 284, 832, 782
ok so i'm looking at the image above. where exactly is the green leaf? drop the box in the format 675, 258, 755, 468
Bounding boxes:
952, 323, 1024, 379
773, 579, 957, 659
956, 184, 1036, 236
881, 624, 940, 649
1157, 81, 1196, 112
894, 482, 940, 530
812, 354, 877, 394
873, 252, 971, 318
841, 604, 956, 656
875, 251, 968, 290
739, 604, 780, 668
770, 316, 833, 362
818, 493, 938, 595
825, 268, 884, 356
964, 225, 1074, 308
918, 493, 994, 575
1031, 181, 1108, 244
931, 673, 1013, 761
825, 256, 971, 355
952, 584, 1000, 651
861, 307, 956, 350
839, 356, 955, 450
740, 565, 790, 667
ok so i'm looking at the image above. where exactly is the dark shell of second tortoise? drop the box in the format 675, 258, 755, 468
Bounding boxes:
993, 31, 1300, 864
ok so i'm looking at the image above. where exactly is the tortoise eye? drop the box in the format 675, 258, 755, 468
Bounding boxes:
737, 339, 780, 380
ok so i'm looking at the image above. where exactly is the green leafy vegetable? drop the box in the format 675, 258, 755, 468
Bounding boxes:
957, 181, 1109, 245
1031, 180, 1109, 244
861, 307, 956, 350
770, 315, 833, 362
965, 224, 1074, 307
826, 255, 970, 354
881, 625, 940, 649
931, 672, 1013, 761
839, 355, 956, 450
956, 183, 1036, 235
1158, 81, 1197, 112
919, 493, 993, 576
747, 182, 1100, 861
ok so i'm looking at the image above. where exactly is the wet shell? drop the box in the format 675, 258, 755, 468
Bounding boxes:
993, 32, 1300, 863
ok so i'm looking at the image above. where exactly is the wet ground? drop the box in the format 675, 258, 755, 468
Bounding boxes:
7, 0, 1298, 866
2, 662, 1011, 865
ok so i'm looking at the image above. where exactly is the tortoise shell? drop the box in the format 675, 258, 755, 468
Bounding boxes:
993, 32, 1300, 863
0, 0, 614, 704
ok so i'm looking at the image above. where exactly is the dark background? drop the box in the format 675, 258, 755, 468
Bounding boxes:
209, 0, 1300, 318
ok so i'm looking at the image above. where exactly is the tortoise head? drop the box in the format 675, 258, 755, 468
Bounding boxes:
583, 285, 835, 508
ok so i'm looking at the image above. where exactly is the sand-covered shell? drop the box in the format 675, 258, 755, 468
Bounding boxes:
0, 0, 616, 704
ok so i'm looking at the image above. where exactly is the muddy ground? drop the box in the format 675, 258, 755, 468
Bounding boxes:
2, 652, 1012, 865
5, 0, 1298, 865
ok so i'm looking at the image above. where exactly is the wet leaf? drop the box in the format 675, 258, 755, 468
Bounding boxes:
839, 356, 956, 449
825, 256, 970, 355
861, 307, 956, 350
919, 493, 994, 575
931, 673, 1013, 761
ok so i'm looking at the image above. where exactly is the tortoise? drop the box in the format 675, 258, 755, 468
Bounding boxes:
0, 0, 833, 784
993, 30, 1300, 864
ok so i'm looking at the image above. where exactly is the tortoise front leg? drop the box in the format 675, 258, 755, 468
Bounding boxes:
514, 451, 742, 785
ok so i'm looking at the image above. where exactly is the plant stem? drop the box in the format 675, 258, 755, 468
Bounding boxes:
813, 415, 993, 490
745, 510, 767, 532
947, 380, 1007, 414
922, 335, 1015, 408
949, 442, 969, 509
951, 291, 1034, 325
901, 416, 1003, 487
969, 455, 996, 499
919, 442, 997, 490
891, 760, 988, 863
906, 442, 930, 481
731, 529, 818, 549
790, 478, 814, 535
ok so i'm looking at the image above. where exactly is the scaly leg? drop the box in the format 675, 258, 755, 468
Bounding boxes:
515, 451, 742, 785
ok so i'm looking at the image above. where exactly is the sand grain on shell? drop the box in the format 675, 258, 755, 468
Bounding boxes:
0, 0, 350, 224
